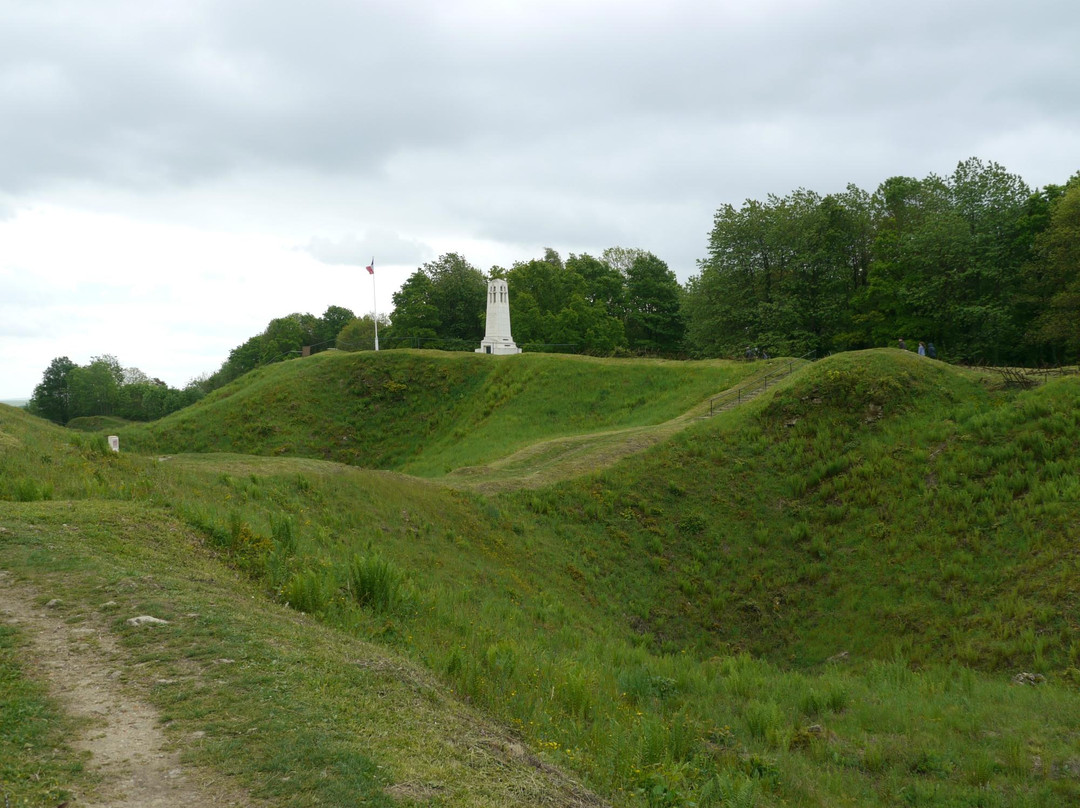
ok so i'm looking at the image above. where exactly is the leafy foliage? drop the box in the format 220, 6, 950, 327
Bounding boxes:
385, 253, 487, 348
28, 354, 201, 425
1026, 178, 1080, 356
335, 314, 390, 351
27, 355, 76, 424
206, 305, 358, 389
686, 158, 1079, 364
625, 252, 685, 352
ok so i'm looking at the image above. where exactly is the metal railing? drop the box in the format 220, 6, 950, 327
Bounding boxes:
708, 351, 816, 416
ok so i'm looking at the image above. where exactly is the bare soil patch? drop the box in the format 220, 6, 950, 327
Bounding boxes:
0, 570, 251, 807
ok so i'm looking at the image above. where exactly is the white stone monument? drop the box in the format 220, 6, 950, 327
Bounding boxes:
108, 435, 120, 453
476, 279, 521, 355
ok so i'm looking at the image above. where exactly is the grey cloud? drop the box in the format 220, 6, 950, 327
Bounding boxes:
1, 0, 1077, 267
303, 229, 434, 267
3, 0, 1072, 194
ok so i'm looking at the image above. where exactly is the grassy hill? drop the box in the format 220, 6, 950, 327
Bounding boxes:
119, 350, 756, 476
495, 350, 1080, 669
65, 414, 132, 432
3, 349, 1080, 807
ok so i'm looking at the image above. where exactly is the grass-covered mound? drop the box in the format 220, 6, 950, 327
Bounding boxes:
65, 415, 131, 432
4, 347, 1080, 807
0, 500, 604, 808
120, 350, 751, 476
496, 349, 1080, 670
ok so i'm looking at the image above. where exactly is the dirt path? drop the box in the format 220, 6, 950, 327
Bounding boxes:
443, 360, 802, 493
0, 570, 249, 807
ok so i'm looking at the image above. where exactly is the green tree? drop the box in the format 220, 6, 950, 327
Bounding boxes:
507, 253, 584, 336
857, 174, 969, 353
946, 158, 1032, 361
67, 355, 124, 418
1026, 178, 1080, 360
218, 334, 265, 385
316, 306, 357, 350
387, 272, 441, 346
855, 161, 1033, 362
684, 199, 774, 357
625, 252, 685, 352
384, 254, 487, 347
505, 250, 625, 352
28, 356, 76, 424
260, 313, 318, 364
601, 246, 646, 276
336, 315, 390, 351
425, 253, 488, 342
567, 253, 625, 320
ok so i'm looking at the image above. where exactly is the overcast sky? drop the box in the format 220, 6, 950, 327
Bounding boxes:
2, 0, 1078, 399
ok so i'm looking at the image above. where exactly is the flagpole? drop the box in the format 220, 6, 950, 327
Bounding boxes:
367, 257, 379, 351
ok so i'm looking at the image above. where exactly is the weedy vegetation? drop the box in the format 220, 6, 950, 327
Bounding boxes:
2, 348, 1079, 807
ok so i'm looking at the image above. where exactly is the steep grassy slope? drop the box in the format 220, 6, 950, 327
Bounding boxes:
0, 501, 605, 808
5, 349, 1080, 808
496, 350, 1080, 670
120, 350, 753, 476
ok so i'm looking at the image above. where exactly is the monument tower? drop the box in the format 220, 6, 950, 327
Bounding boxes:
476, 278, 521, 355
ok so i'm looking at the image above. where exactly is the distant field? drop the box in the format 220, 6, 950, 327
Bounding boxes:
0, 398, 27, 407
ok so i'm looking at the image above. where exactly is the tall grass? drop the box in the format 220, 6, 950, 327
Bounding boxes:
4, 351, 1080, 806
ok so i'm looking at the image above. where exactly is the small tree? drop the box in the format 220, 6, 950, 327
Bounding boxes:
625, 253, 686, 352
316, 305, 356, 351
336, 315, 389, 351
67, 355, 123, 418
28, 356, 76, 424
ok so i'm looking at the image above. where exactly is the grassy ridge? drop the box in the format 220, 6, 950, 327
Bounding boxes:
4, 349, 1080, 807
120, 350, 753, 476
0, 502, 602, 807
499, 350, 1080, 669
65, 415, 131, 432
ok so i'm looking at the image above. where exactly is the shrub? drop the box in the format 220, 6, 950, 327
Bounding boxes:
272, 516, 298, 556
346, 553, 405, 614
283, 568, 334, 614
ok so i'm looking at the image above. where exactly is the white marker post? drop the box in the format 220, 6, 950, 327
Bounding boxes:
366, 257, 379, 351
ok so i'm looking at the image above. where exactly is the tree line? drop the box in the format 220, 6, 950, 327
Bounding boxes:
384, 248, 685, 353
26, 157, 1079, 425
686, 158, 1080, 364
381, 158, 1078, 365
27, 355, 204, 425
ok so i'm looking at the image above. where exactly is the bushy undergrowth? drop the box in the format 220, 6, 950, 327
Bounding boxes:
346, 553, 407, 613
3, 349, 1080, 807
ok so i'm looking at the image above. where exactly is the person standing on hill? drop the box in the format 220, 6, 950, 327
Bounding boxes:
918, 341, 926, 356
898, 338, 907, 350
927, 343, 937, 359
